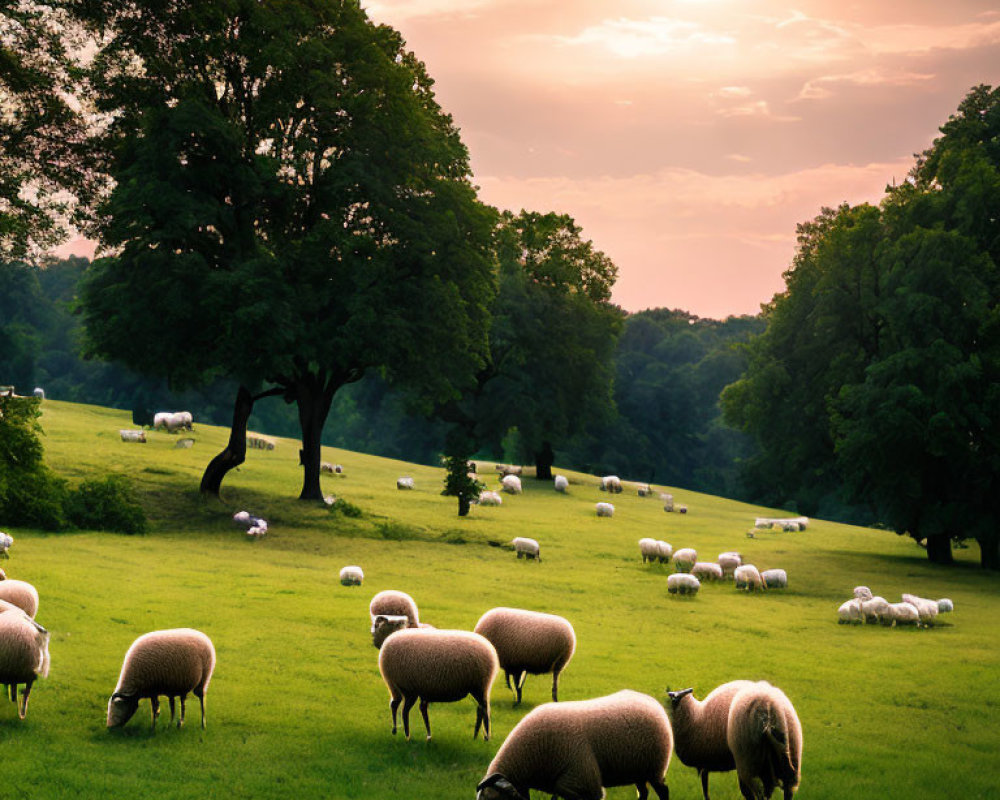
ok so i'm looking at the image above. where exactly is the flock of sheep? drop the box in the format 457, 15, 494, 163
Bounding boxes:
363, 588, 801, 800
638, 538, 789, 597
838, 586, 954, 627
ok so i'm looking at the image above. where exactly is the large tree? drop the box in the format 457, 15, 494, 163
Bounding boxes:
75, 0, 496, 500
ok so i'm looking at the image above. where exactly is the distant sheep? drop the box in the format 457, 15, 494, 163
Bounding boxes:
637, 483, 652, 497
861, 596, 891, 625
901, 594, 939, 627
477, 491, 503, 506
474, 607, 576, 705
246, 432, 276, 450
512, 537, 540, 562
318, 462, 343, 474
495, 464, 523, 478
476, 690, 672, 800
553, 475, 569, 493
0, 579, 39, 619
0, 531, 13, 557
673, 548, 698, 573
339, 566, 364, 586
107, 628, 216, 731
32, 387, 44, 400
599, 475, 622, 493
369, 589, 421, 631
853, 586, 873, 602
662, 493, 675, 512
691, 562, 723, 582
233, 511, 267, 538
119, 429, 147, 443
668, 573, 701, 596
761, 569, 787, 589
153, 412, 187, 433
837, 599, 863, 624
888, 602, 920, 627
500, 475, 522, 495
727, 682, 802, 800
754, 516, 809, 531
656, 540, 673, 564
397, 477, 415, 490
639, 538, 660, 564
378, 628, 499, 740
595, 502, 615, 518
677, 504, 688, 514
937, 598, 954, 614
0, 612, 50, 719
733, 564, 764, 592
718, 552, 742, 578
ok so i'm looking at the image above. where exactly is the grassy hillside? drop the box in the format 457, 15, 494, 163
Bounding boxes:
1, 399, 997, 799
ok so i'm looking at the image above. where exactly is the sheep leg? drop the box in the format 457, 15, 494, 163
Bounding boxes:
389, 696, 401, 735
7, 683, 15, 703
514, 671, 527, 705
179, 694, 187, 727
473, 696, 491, 741
505, 671, 513, 692
401, 695, 417, 740
551, 672, 560, 702
198, 693, 206, 729
150, 696, 160, 731
419, 700, 432, 741
699, 769, 710, 800
168, 696, 176, 726
636, 782, 649, 800
650, 778, 670, 800
18, 680, 33, 720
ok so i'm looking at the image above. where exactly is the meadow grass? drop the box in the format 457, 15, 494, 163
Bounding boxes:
1, 399, 998, 799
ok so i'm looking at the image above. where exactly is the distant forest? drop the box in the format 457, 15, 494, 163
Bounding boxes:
0, 256, 763, 501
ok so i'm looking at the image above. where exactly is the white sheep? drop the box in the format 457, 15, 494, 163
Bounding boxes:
32, 387, 44, 400
397, 476, 415, 490
246, 520, 267, 539
500, 475, 522, 495
369, 589, 422, 632
668, 573, 701, 595
119, 429, 147, 443
339, 566, 363, 586
0, 531, 13, 557
474, 607, 576, 705
0, 612, 50, 719
733, 564, 764, 592
107, 628, 216, 731
662, 493, 675, 512
599, 475, 623, 493
888, 602, 920, 627
718, 552, 742, 578
595, 501, 615, 517
495, 464, 523, 477
853, 586, 873, 602
677, 504, 689, 514
761, 568, 787, 589
637, 483, 652, 497
837, 599, 863, 624
727, 682, 802, 800
861, 596, 891, 625
667, 680, 757, 800
476, 690, 672, 800
553, 475, 569, 493
901, 593, 939, 627
656, 540, 674, 564
639, 538, 660, 564
691, 562, 723, 581
937, 598, 954, 614
176, 411, 193, 430
0, 579, 39, 618
477, 491, 503, 506
378, 628, 499, 740
246, 432, 276, 450
152, 412, 185, 433
512, 537, 540, 562
673, 548, 698, 573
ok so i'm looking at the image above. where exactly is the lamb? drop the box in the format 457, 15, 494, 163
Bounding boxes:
378, 628, 499, 741
0, 578, 39, 618
554, 475, 569, 493
596, 502, 615, 517
119, 429, 147, 443
369, 589, 421, 630
733, 565, 764, 592
888, 602, 920, 627
477, 491, 503, 506
637, 483, 652, 497
397, 476, 415, 490
0, 612, 50, 719
861, 596, 891, 625
662, 493, 675, 512
512, 537, 540, 562
718, 552, 742, 578
837, 599, 863, 624
691, 562, 724, 581
937, 598, 954, 614
673, 548, 698, 572
339, 566, 363, 586
667, 680, 757, 800
474, 607, 576, 705
501, 475, 523, 495
727, 681, 802, 800
656, 540, 674, 564
639, 538, 660, 563
599, 475, 623, 493
668, 573, 701, 595
761, 569, 787, 589
476, 690, 673, 800
901, 594, 939, 627
107, 628, 216, 731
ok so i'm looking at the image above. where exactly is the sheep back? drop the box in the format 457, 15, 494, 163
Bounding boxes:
0, 579, 39, 618
0, 612, 50, 685
369, 589, 420, 628
761, 569, 787, 589
691, 562, 723, 581
474, 607, 575, 682
734, 564, 764, 591
726, 682, 802, 800
669, 680, 756, 774
667, 573, 701, 595
673, 548, 697, 572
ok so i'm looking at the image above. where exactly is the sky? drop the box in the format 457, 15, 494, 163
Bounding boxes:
54, 1, 1000, 318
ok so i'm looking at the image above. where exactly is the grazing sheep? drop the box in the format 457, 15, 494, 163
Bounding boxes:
888, 602, 920, 627
718, 552, 742, 578
245, 519, 268, 539
321, 462, 334, 473
554, 475, 569, 493
0, 531, 13, 557
639, 538, 660, 563
107, 628, 216, 731
656, 540, 674, 564
837, 599, 863, 624
673, 548, 698, 573
692, 562, 723, 582
901, 594, 939, 627
512, 537, 540, 562
119, 429, 147, 443
0, 579, 39, 618
668, 573, 701, 595
733, 565, 764, 592
152, 412, 186, 433
246, 432, 276, 450
496, 464, 524, 478
667, 680, 757, 800
32, 387, 44, 400
861, 596, 891, 625
596, 502, 615, 517
637, 483, 652, 497
0, 612, 50, 719
474, 607, 575, 706
600, 475, 623, 494
727, 682, 802, 800
397, 476, 414, 490
761, 569, 787, 589
371, 614, 415, 649
369, 590, 421, 630
378, 628, 499, 741
477, 491, 503, 506
476, 690, 673, 800
501, 475, 523, 495
937, 598, 954, 614
339, 566, 363, 587
662, 493, 675, 512
232, 510, 252, 527
853, 586, 873, 602
677, 505, 689, 514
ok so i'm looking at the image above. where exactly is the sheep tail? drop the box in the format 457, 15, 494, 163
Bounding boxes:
764, 715, 795, 789
35, 629, 51, 679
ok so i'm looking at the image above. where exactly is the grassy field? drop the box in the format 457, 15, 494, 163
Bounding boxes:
1, 399, 998, 799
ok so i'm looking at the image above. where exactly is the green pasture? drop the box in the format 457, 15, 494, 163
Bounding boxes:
1, 399, 997, 799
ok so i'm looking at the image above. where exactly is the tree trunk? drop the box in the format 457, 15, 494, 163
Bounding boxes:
296, 376, 337, 502
458, 496, 471, 517
924, 534, 954, 565
534, 440, 554, 481
200, 386, 254, 496
978, 535, 1000, 570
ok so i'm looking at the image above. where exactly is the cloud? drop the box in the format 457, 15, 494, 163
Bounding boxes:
716, 99, 801, 122
548, 16, 736, 59
797, 68, 937, 101
715, 86, 754, 98
363, 0, 500, 22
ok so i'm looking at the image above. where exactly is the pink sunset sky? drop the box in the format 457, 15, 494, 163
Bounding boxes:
54, 1, 1000, 319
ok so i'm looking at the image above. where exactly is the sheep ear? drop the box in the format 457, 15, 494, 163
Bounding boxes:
477, 773, 503, 791
667, 688, 694, 702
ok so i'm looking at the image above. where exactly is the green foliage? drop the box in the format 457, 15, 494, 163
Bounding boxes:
64, 474, 147, 534
441, 454, 485, 516
328, 498, 362, 519
0, 393, 67, 529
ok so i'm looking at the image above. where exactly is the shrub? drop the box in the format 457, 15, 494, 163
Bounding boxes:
328, 498, 362, 518
64, 475, 147, 534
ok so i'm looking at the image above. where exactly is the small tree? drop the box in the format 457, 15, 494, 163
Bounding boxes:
441, 455, 484, 517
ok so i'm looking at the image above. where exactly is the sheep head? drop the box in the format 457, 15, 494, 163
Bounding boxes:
477, 773, 530, 800
107, 691, 140, 728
